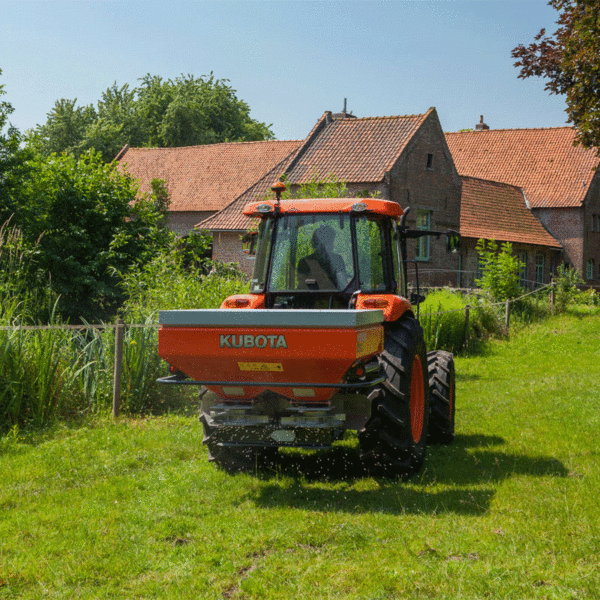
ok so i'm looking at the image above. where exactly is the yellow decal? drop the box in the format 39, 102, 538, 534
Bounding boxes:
356, 328, 383, 358
238, 362, 283, 372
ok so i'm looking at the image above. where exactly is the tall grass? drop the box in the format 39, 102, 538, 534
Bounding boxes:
0, 302, 84, 429
420, 289, 504, 354
0, 247, 250, 431
67, 325, 113, 414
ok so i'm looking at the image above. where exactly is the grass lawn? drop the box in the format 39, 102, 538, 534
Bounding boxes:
1, 310, 600, 599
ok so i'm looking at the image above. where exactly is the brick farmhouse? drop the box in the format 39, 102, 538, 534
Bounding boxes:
116, 109, 600, 288
445, 123, 600, 286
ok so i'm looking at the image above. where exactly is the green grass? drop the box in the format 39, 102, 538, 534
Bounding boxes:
1, 310, 600, 599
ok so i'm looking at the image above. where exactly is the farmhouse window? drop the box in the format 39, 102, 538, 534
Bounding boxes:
586, 258, 595, 280
518, 252, 527, 286
535, 254, 545, 286
426, 153, 434, 170
415, 209, 432, 261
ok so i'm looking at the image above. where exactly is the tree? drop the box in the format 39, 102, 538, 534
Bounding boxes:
512, 0, 600, 150
0, 69, 32, 224
10, 151, 173, 321
82, 83, 145, 161
28, 73, 274, 161
157, 73, 273, 147
29, 98, 97, 156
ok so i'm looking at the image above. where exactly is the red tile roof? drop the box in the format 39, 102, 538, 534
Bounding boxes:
116, 140, 302, 212
199, 109, 437, 231
460, 176, 561, 248
198, 151, 300, 231
445, 128, 599, 209
287, 110, 433, 183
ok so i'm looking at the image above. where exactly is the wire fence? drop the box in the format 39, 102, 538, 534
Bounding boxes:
0, 276, 566, 422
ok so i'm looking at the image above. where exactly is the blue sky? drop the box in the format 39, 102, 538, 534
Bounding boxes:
1, 0, 567, 141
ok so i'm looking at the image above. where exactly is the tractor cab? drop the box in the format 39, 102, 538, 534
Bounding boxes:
243, 195, 404, 310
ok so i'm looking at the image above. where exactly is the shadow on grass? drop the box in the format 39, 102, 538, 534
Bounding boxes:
254, 479, 496, 516
247, 433, 568, 516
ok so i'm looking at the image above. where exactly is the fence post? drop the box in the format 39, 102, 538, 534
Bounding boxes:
505, 301, 511, 339
464, 304, 470, 353
113, 318, 125, 417
550, 280, 555, 314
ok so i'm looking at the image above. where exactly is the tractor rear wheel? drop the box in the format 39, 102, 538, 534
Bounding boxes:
427, 350, 456, 445
358, 315, 429, 478
201, 411, 278, 472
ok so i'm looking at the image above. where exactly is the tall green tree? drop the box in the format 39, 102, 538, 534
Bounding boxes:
29, 98, 97, 156
28, 73, 274, 161
512, 0, 600, 151
0, 69, 32, 223
11, 151, 173, 321
82, 83, 145, 160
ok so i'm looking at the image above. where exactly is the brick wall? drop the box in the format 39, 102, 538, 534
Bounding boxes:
458, 238, 562, 289
388, 113, 463, 287
212, 230, 255, 277
167, 211, 215, 236
582, 173, 600, 284
533, 207, 582, 271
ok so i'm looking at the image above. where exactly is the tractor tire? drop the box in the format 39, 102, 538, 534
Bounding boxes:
200, 411, 278, 472
427, 350, 456, 445
358, 315, 429, 478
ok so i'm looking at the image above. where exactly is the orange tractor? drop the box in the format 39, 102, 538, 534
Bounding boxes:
158, 184, 457, 477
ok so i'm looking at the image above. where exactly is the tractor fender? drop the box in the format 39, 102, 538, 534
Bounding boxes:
354, 294, 413, 322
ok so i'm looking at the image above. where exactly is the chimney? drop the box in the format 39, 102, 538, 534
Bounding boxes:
475, 115, 489, 131
332, 98, 356, 120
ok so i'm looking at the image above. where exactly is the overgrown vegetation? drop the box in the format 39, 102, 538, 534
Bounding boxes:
0, 227, 248, 431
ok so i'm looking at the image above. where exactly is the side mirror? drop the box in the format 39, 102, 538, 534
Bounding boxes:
446, 230, 460, 253
242, 230, 258, 255
410, 291, 426, 305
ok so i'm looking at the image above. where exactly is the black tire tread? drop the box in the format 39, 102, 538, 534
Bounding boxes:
427, 350, 456, 445
358, 315, 429, 478
200, 411, 278, 472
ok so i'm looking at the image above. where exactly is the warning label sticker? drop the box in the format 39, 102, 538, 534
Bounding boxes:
238, 362, 283, 372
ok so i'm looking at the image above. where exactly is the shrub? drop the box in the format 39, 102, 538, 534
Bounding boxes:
579, 288, 600, 306
120, 250, 248, 323
554, 264, 585, 312
475, 239, 524, 302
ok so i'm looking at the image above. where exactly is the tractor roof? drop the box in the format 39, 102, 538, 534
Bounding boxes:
243, 198, 403, 219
